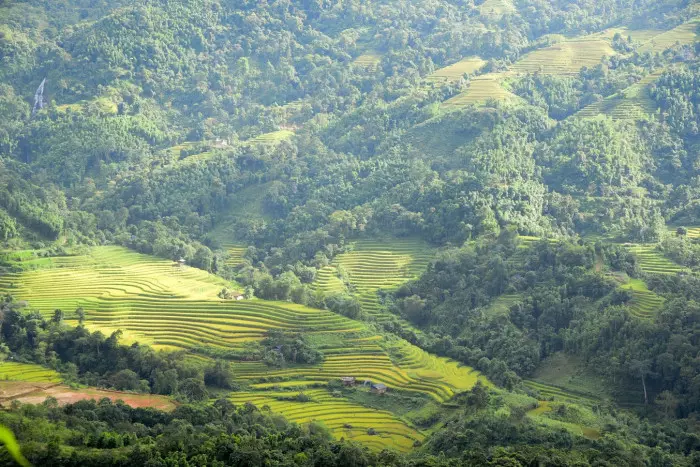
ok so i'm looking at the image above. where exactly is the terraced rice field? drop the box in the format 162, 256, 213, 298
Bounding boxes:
247, 130, 294, 145
389, 341, 488, 392
56, 97, 118, 115
310, 266, 346, 294
353, 52, 382, 70
230, 346, 487, 404
510, 39, 615, 76
576, 70, 663, 120
426, 57, 486, 84
620, 278, 665, 319
229, 389, 423, 451
484, 294, 522, 315
0, 246, 363, 350
0, 245, 491, 450
316, 238, 433, 322
442, 73, 519, 108
671, 226, 700, 238
505, 235, 557, 268
222, 244, 246, 267
587, 27, 666, 44
623, 244, 685, 275
0, 362, 61, 383
637, 18, 699, 54
524, 380, 599, 406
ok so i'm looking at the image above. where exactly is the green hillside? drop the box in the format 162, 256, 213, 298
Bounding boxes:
1, 0, 700, 464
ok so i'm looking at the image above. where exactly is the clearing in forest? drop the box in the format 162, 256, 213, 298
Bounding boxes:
529, 353, 611, 400
442, 73, 520, 108
207, 182, 279, 245
353, 51, 382, 70
0, 381, 176, 411
575, 69, 664, 120
246, 130, 295, 145
426, 57, 487, 84
479, 0, 516, 19
510, 39, 615, 76
623, 244, 686, 275
620, 278, 665, 319
637, 18, 700, 54
312, 238, 433, 322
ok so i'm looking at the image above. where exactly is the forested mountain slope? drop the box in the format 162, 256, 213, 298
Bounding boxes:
1, 0, 700, 465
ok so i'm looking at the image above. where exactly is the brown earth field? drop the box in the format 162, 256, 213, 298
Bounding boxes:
0, 381, 176, 411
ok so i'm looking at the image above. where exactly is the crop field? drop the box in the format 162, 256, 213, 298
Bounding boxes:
637, 18, 699, 54
0, 362, 61, 383
222, 244, 246, 268
230, 347, 488, 404
0, 381, 176, 411
438, 20, 694, 109
623, 244, 685, 275
670, 226, 700, 238
576, 70, 663, 120
442, 74, 519, 108
207, 182, 278, 244
353, 52, 382, 70
426, 57, 486, 84
229, 388, 423, 451
524, 380, 599, 406
0, 245, 491, 450
620, 278, 665, 319
530, 353, 612, 400
587, 27, 666, 44
310, 266, 346, 294
389, 341, 488, 391
510, 39, 615, 76
246, 130, 295, 145
315, 238, 433, 322
484, 294, 522, 315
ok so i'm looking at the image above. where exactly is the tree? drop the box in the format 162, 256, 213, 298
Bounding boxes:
52, 309, 64, 324
109, 369, 142, 391
75, 307, 85, 325
629, 359, 652, 405
178, 378, 208, 402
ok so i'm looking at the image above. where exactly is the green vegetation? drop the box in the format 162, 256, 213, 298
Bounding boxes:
0, 362, 61, 383
637, 18, 700, 54
229, 388, 423, 451
622, 244, 686, 274
426, 57, 487, 84
1, 0, 700, 463
511, 38, 616, 76
620, 278, 665, 319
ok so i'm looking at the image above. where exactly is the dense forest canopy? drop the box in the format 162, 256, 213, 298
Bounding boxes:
0, 0, 700, 464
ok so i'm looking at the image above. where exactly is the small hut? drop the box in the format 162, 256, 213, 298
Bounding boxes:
370, 383, 387, 395
340, 377, 356, 387
175, 258, 186, 268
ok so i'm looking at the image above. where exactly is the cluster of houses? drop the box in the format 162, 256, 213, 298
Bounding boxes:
340, 377, 387, 395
